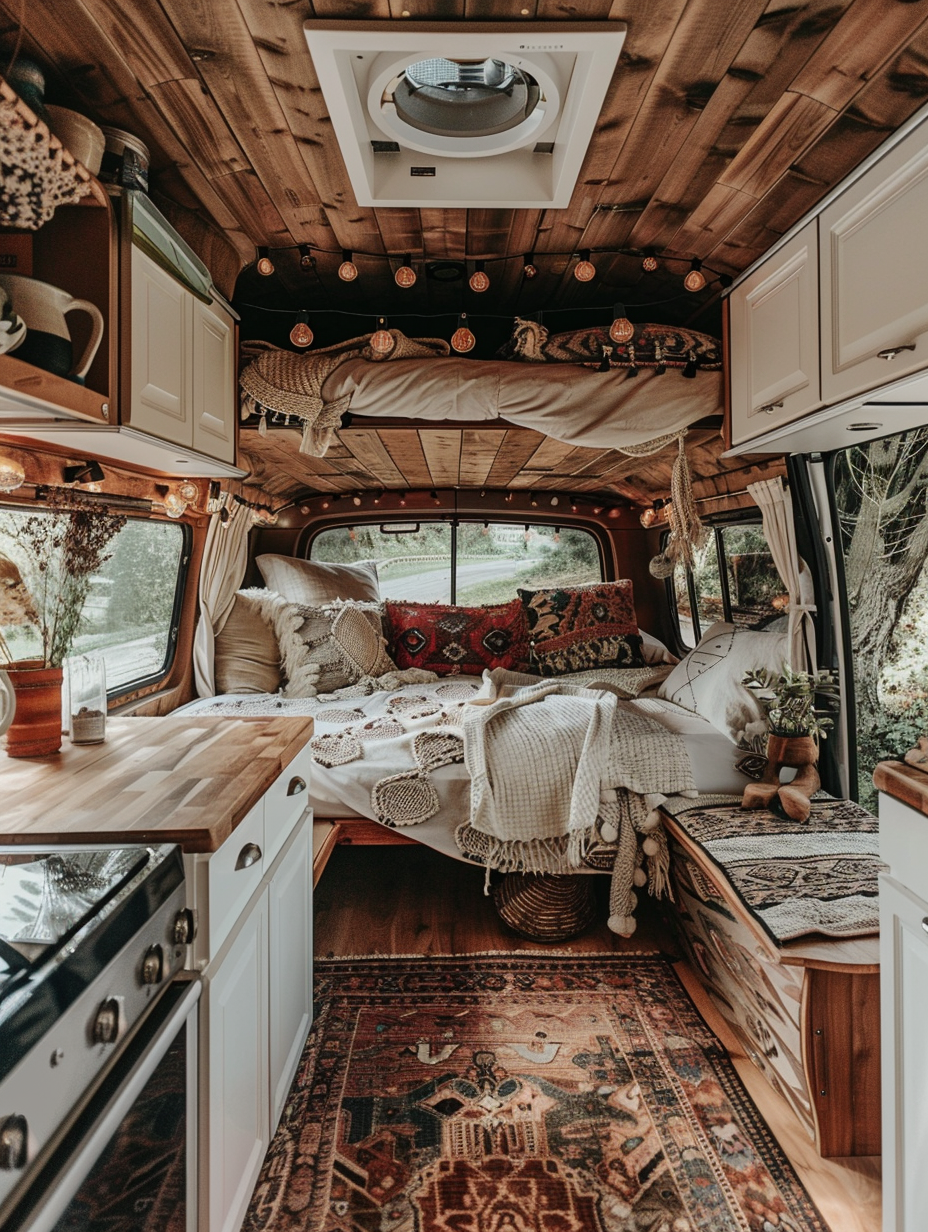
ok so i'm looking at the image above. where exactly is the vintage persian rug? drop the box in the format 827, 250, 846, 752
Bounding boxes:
661, 793, 879, 945
244, 953, 827, 1232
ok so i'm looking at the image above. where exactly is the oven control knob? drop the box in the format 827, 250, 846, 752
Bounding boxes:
0, 1115, 27, 1171
92, 999, 120, 1046
141, 944, 164, 986
172, 908, 196, 946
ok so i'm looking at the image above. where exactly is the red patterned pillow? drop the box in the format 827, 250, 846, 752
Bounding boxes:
383, 599, 529, 676
518, 580, 645, 676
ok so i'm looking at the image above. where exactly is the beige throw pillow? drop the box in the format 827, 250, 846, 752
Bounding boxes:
256, 555, 379, 606
214, 590, 285, 695
275, 600, 397, 697
657, 621, 788, 745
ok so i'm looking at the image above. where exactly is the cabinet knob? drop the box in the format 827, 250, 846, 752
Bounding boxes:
877, 343, 916, 361
173, 908, 197, 946
141, 944, 164, 986
761, 401, 784, 414
287, 775, 307, 797
0, 1115, 27, 1171
92, 998, 121, 1046
921, 917, 928, 935
235, 842, 262, 870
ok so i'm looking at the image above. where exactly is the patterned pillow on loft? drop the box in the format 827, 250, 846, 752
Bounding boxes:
383, 599, 530, 677
496, 317, 722, 370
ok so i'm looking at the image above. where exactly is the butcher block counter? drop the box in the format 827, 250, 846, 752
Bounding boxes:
0, 715, 315, 852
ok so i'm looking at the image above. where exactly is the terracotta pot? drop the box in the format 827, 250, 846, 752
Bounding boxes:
4, 660, 63, 757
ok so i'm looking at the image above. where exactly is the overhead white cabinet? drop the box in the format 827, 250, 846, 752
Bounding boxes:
128, 245, 237, 464
820, 121, 928, 405
729, 221, 820, 445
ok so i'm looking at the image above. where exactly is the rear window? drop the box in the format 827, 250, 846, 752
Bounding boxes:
310, 521, 602, 604
0, 511, 187, 694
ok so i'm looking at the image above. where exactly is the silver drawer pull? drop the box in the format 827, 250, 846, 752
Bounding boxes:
761, 401, 784, 414
287, 776, 307, 797
878, 343, 916, 360
922, 917, 928, 935
235, 842, 262, 870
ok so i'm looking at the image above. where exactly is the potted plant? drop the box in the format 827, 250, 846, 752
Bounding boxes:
0, 490, 125, 756
740, 666, 840, 821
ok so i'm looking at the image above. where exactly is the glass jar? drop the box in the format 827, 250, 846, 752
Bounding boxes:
66, 654, 107, 744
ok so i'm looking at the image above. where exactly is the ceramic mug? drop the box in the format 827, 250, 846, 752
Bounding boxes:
0, 275, 104, 382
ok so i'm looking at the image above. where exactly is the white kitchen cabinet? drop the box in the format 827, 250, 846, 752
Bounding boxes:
128, 245, 237, 463
729, 220, 820, 446
820, 120, 928, 404
204, 892, 269, 1232
269, 820, 313, 1126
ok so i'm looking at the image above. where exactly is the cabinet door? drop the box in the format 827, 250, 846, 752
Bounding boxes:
879, 874, 928, 1232
129, 246, 191, 445
192, 298, 236, 464
268, 819, 312, 1130
821, 121, 928, 403
729, 221, 820, 445
204, 892, 269, 1232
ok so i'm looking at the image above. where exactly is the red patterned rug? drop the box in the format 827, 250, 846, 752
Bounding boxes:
245, 954, 826, 1232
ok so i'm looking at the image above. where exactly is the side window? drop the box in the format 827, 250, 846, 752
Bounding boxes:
670, 522, 783, 648
309, 522, 602, 604
833, 427, 928, 808
0, 512, 187, 695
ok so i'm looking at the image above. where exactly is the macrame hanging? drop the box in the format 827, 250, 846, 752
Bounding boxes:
611, 429, 706, 576
0, 76, 91, 229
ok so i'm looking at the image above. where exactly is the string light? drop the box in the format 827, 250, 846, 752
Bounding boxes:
395, 255, 416, 288
0, 453, 25, 491
641, 249, 659, 273
522, 253, 537, 279
609, 303, 634, 344
573, 249, 596, 282
370, 317, 395, 355
430, 490, 441, 505
468, 260, 490, 293
163, 491, 188, 518
684, 259, 706, 292
338, 250, 358, 281
398, 491, 407, 506
352, 494, 362, 506
299, 244, 313, 269
451, 312, 476, 353
177, 480, 199, 503
256, 246, 274, 276
289, 311, 314, 348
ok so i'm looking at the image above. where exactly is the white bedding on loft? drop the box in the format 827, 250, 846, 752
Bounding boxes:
178, 676, 745, 865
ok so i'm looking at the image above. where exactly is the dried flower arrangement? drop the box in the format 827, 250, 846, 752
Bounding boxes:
742, 665, 840, 741
0, 489, 126, 668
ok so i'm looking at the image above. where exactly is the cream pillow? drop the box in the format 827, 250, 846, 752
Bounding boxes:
274, 600, 397, 697
657, 621, 788, 744
214, 590, 285, 695
256, 555, 379, 606
638, 628, 679, 665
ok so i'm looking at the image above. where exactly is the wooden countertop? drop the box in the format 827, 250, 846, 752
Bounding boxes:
874, 759, 928, 818
0, 716, 314, 853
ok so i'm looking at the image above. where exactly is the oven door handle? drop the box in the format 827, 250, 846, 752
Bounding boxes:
11, 977, 201, 1232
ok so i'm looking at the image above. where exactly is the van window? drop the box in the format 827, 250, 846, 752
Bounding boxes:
833, 427, 928, 808
310, 522, 602, 604
671, 521, 783, 648
0, 512, 187, 694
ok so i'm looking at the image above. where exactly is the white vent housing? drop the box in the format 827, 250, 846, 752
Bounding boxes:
304, 21, 626, 209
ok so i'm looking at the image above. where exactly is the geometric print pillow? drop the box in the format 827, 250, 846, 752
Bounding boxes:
383, 598, 529, 677
517, 580, 645, 676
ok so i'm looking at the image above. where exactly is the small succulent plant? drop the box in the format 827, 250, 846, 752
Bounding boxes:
742, 666, 840, 740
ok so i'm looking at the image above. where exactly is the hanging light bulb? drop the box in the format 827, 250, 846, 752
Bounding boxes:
553, 529, 561, 543
163, 492, 188, 519
430, 490, 441, 505
641, 249, 659, 273
370, 317, 395, 355
290, 311, 314, 348
0, 453, 25, 492
481, 522, 489, 535
609, 303, 634, 345
348, 529, 357, 540
352, 494, 362, 506
684, 259, 706, 292
256, 246, 274, 277
573, 249, 596, 282
299, 244, 314, 270
522, 253, 537, 279
177, 480, 199, 504
451, 313, 476, 353
468, 260, 490, 293
338, 250, 358, 282
398, 491, 407, 506
395, 255, 416, 288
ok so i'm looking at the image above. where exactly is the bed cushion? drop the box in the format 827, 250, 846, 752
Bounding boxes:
657, 621, 788, 744
214, 590, 283, 695
383, 598, 529, 676
278, 599, 396, 697
518, 580, 645, 676
639, 628, 679, 665
256, 555, 380, 606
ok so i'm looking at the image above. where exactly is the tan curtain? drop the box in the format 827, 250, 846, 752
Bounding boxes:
746, 476, 817, 671
193, 500, 256, 697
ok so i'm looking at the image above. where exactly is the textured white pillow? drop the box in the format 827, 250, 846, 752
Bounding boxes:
638, 628, 679, 665
657, 621, 787, 744
256, 555, 380, 606
273, 599, 396, 697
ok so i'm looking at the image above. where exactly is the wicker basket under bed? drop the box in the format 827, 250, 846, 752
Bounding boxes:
492, 872, 598, 942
